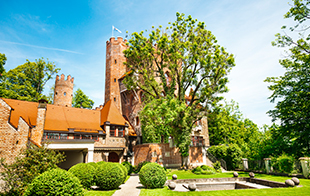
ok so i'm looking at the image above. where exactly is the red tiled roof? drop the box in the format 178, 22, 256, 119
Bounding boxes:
100, 100, 127, 126
2, 98, 38, 128
44, 105, 102, 132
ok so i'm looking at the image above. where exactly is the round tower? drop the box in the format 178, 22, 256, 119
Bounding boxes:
53, 74, 74, 107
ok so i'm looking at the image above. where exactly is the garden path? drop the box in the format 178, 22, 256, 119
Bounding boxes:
113, 174, 142, 196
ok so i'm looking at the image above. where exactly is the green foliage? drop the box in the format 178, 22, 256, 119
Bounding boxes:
24, 168, 84, 196
212, 161, 222, 172
192, 165, 216, 175
207, 100, 262, 159
68, 163, 96, 189
122, 161, 133, 175
207, 144, 242, 170
139, 163, 166, 189
134, 161, 150, 173
265, 0, 310, 157
119, 163, 128, 183
72, 88, 94, 109
0, 143, 65, 195
0, 57, 60, 101
124, 12, 235, 162
94, 162, 125, 190
0, 53, 6, 79
271, 154, 295, 174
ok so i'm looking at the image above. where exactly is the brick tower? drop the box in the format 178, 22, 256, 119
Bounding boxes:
105, 37, 128, 112
53, 74, 74, 107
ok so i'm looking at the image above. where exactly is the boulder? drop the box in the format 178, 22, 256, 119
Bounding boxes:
168, 182, 176, 190
233, 172, 238, 177
172, 174, 178, 180
249, 172, 255, 178
291, 177, 300, 186
188, 183, 196, 191
285, 179, 295, 187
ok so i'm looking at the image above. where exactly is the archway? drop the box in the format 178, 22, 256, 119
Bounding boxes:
108, 152, 119, 162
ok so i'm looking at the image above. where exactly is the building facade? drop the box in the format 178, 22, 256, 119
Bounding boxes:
0, 36, 210, 169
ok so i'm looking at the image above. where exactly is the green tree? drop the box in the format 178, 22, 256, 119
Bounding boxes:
72, 88, 94, 109
0, 143, 65, 195
1, 58, 60, 102
124, 13, 235, 164
0, 53, 6, 79
207, 100, 262, 159
265, 0, 310, 157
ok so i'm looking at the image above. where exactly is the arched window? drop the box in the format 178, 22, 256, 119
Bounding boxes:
164, 71, 170, 85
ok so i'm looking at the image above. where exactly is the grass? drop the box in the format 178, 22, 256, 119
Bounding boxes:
140, 170, 310, 196
84, 190, 116, 196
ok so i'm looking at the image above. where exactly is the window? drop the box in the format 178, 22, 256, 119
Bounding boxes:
165, 72, 170, 85
191, 136, 204, 147
136, 116, 139, 126
64, 92, 66, 96
114, 97, 116, 101
114, 78, 116, 82
165, 152, 170, 157
118, 126, 124, 137
43, 132, 68, 140
115, 59, 117, 64
110, 126, 116, 137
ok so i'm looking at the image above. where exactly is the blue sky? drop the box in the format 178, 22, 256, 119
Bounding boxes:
0, 0, 295, 127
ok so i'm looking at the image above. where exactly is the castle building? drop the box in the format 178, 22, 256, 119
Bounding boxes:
0, 36, 210, 169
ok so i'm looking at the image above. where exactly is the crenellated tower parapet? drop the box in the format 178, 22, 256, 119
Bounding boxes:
53, 74, 74, 107
105, 36, 128, 113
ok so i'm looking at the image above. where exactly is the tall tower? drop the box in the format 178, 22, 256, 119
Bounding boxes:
105, 37, 127, 112
53, 74, 74, 107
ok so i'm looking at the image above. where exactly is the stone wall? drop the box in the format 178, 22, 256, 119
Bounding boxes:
0, 99, 29, 164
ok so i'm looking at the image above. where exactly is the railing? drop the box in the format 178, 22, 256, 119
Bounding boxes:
206, 150, 227, 170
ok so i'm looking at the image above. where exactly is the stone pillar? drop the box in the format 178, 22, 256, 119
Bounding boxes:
299, 157, 310, 178
242, 158, 248, 171
87, 149, 94, 163
104, 152, 109, 162
264, 158, 271, 174
131, 152, 135, 166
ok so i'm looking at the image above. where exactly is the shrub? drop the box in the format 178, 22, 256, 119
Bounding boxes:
213, 161, 222, 171
192, 166, 202, 173
0, 143, 65, 195
87, 162, 98, 169
207, 145, 227, 159
139, 162, 166, 189
97, 161, 108, 166
134, 161, 150, 173
122, 161, 133, 175
226, 144, 242, 170
68, 163, 95, 189
94, 162, 125, 190
24, 168, 83, 196
271, 154, 295, 174
192, 165, 216, 175
119, 163, 128, 183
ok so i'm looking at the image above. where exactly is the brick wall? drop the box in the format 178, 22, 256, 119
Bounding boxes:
133, 143, 204, 167
0, 99, 29, 164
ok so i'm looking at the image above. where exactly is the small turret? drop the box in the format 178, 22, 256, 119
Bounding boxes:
53, 74, 74, 107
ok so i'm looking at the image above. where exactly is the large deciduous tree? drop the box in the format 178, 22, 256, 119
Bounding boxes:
0, 57, 60, 102
123, 13, 235, 164
265, 0, 310, 157
72, 88, 94, 109
0, 53, 6, 79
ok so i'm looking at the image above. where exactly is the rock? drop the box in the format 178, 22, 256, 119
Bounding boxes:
249, 172, 255, 178
285, 179, 295, 187
291, 177, 300, 185
233, 172, 238, 177
188, 183, 196, 191
168, 182, 176, 190
172, 174, 178, 180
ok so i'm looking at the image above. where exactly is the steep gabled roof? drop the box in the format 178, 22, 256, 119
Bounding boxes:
100, 100, 127, 126
2, 98, 38, 128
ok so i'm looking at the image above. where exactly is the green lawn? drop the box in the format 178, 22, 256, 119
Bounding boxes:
84, 190, 116, 196
140, 170, 310, 196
